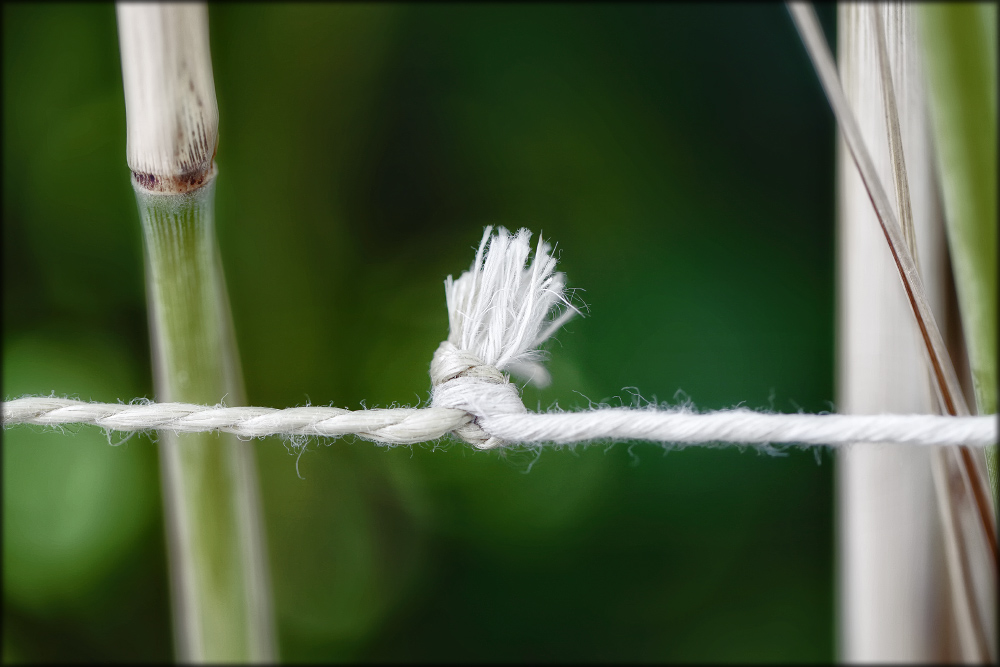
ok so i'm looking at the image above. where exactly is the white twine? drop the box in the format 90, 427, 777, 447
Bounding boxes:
2, 396, 995, 448
3, 227, 995, 450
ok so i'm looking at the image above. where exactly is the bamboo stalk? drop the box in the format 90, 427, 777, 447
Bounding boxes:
870, 9, 995, 659
790, 2, 996, 660
829, 5, 950, 658
116, 3, 276, 661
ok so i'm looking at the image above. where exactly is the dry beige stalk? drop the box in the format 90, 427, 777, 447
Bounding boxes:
818, 3, 996, 661
834, 5, 952, 659
117, 2, 218, 193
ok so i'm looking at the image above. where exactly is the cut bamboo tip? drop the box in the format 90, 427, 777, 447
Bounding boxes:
117, 2, 218, 194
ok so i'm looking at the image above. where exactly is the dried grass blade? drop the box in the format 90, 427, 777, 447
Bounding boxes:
792, 2, 996, 660
869, 3, 996, 560
787, 2, 967, 418
871, 8, 919, 269
789, 7, 997, 537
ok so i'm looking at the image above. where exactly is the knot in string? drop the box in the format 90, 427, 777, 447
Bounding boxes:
428, 226, 579, 448
430, 341, 526, 449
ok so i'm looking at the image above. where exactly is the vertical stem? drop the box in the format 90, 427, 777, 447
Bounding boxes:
792, 2, 996, 660
827, 3, 951, 661
117, 3, 276, 661
137, 177, 275, 662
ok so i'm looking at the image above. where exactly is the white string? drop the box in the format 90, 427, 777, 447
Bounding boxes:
2, 396, 995, 448
4, 227, 995, 450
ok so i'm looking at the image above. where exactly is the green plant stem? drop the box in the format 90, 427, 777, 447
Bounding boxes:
920, 3, 998, 503
136, 171, 275, 662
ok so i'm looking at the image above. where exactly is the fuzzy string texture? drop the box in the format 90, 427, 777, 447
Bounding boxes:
3, 396, 996, 447
3, 227, 997, 450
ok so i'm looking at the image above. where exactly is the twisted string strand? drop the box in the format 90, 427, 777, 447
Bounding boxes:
3, 397, 994, 448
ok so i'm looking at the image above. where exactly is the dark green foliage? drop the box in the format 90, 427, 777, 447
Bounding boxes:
3, 4, 836, 661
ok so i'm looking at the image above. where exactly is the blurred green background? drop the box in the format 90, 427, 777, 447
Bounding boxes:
3, 3, 837, 662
